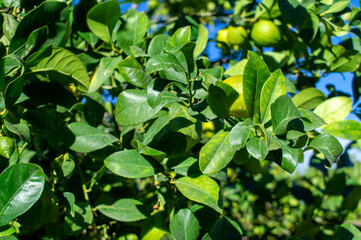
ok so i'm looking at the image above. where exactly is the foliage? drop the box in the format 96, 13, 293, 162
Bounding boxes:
0, 0, 360, 239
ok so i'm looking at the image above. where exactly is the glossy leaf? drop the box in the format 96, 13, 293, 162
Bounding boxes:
228, 119, 254, 150
86, 1, 120, 44
117, 11, 149, 55
175, 175, 222, 213
97, 198, 148, 222
4, 120, 31, 143
63, 192, 75, 218
314, 96, 352, 124
115, 89, 178, 126
104, 149, 162, 178
131, 139, 166, 162
170, 209, 200, 240
260, 69, 286, 124
148, 35, 170, 56
199, 130, 236, 174
207, 80, 239, 119
27, 48, 90, 92
292, 87, 326, 110
279, 146, 301, 173
321, 0, 350, 16
271, 95, 302, 135
64, 202, 93, 234
194, 25, 208, 58
118, 55, 152, 88
168, 26, 191, 47
2, 13, 18, 42
304, 134, 343, 167
68, 122, 118, 153
298, 109, 327, 131
0, 163, 45, 227
145, 53, 185, 75
322, 120, 361, 140
89, 56, 123, 92
246, 138, 268, 161
243, 51, 271, 119
8, 1, 67, 53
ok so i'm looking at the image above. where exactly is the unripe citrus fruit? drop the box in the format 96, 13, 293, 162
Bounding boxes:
223, 75, 248, 118
227, 26, 247, 46
251, 20, 281, 47
216, 28, 230, 48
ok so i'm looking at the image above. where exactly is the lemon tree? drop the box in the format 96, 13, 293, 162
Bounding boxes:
0, 0, 360, 239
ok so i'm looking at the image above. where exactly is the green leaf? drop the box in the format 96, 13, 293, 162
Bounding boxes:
68, 122, 118, 153
84, 92, 105, 127
228, 119, 254, 150
2, 13, 18, 41
278, 0, 308, 30
298, 109, 327, 131
88, 56, 123, 92
117, 55, 152, 88
4, 120, 31, 142
131, 139, 166, 162
8, 1, 67, 53
170, 209, 200, 240
52, 153, 75, 179
63, 192, 75, 218
271, 95, 302, 135
175, 175, 222, 213
27, 47, 90, 92
313, 96, 352, 124
0, 163, 45, 227
194, 25, 208, 58
224, 59, 247, 77
97, 198, 148, 222
322, 120, 361, 140
145, 53, 185, 75
203, 216, 243, 240
243, 51, 271, 119
334, 223, 361, 240
22, 82, 77, 110
304, 134, 343, 167
199, 130, 236, 174
292, 87, 326, 110
64, 202, 93, 234
321, 0, 350, 16
0, 42, 5, 90
278, 146, 301, 173
117, 11, 150, 55
169, 26, 191, 47
148, 35, 170, 56
170, 156, 198, 176
286, 130, 309, 148
246, 138, 268, 161
260, 69, 286, 124
0, 225, 15, 237
207, 81, 239, 119
115, 89, 178, 126
169, 102, 201, 142
104, 149, 162, 178
86, 1, 120, 44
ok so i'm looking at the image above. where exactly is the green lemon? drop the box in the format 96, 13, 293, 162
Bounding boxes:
227, 26, 247, 46
0, 136, 14, 158
216, 28, 230, 48
223, 75, 248, 118
251, 20, 281, 47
